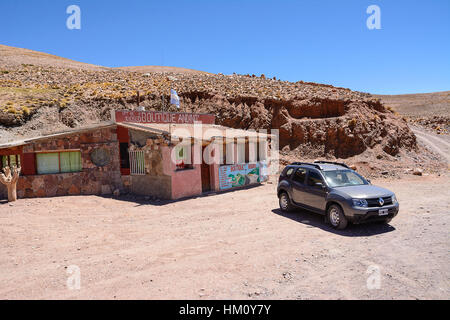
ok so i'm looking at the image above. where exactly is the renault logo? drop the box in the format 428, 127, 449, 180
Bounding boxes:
378, 197, 384, 206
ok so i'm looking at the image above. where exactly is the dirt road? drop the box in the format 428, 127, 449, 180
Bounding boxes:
0, 175, 449, 300
412, 126, 450, 164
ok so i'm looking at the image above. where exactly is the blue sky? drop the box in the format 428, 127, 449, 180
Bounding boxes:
1, 0, 449, 94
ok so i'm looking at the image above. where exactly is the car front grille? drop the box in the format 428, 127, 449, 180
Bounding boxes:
367, 196, 393, 207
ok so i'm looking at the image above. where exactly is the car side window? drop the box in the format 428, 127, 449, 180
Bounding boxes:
292, 168, 307, 184
284, 168, 294, 178
307, 171, 324, 186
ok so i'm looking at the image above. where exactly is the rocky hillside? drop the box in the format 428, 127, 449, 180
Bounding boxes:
376, 91, 450, 134
1, 44, 442, 176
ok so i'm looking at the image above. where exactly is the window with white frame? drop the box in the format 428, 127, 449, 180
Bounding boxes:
128, 150, 146, 175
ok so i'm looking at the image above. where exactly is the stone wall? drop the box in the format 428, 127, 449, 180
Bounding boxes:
0, 126, 123, 199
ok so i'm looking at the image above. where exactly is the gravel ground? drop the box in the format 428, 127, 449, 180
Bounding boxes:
0, 174, 449, 300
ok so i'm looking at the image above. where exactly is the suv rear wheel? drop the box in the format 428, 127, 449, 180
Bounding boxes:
327, 204, 348, 230
279, 192, 294, 212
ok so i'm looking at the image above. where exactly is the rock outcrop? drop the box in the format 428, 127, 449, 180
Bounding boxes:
0, 58, 417, 160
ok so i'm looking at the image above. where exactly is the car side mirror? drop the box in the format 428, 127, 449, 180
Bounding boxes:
315, 182, 325, 189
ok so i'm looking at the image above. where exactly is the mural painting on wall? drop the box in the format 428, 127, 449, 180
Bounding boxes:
219, 162, 266, 190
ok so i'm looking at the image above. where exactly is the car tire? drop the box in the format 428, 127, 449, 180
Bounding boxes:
279, 192, 294, 212
327, 204, 348, 230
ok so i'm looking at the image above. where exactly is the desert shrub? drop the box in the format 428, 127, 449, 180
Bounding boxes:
6, 106, 17, 114
22, 106, 31, 115
348, 118, 357, 127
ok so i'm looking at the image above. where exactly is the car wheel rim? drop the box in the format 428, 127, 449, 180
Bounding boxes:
280, 194, 288, 210
330, 208, 340, 226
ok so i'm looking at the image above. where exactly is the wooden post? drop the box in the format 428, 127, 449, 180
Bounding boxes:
0, 166, 21, 202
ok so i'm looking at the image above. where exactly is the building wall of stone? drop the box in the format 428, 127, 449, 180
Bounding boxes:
0, 127, 123, 200
126, 131, 175, 200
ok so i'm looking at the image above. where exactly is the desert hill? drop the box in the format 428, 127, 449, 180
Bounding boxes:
376, 91, 450, 134
0, 44, 445, 176
375, 91, 450, 117
117, 66, 210, 75
0, 44, 106, 71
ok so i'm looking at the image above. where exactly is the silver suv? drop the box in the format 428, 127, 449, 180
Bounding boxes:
277, 161, 399, 229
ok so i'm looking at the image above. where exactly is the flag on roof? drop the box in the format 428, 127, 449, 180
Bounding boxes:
170, 89, 180, 108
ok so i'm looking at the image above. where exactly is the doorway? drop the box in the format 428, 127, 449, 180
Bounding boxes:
201, 145, 211, 192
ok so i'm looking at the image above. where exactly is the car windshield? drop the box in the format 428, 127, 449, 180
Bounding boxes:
323, 170, 368, 187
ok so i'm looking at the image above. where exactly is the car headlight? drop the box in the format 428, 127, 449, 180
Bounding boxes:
352, 199, 368, 208
391, 195, 398, 204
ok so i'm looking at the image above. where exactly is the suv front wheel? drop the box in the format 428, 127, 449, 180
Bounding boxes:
327, 204, 348, 230
279, 192, 294, 212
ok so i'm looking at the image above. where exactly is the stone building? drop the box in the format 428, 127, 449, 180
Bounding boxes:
0, 111, 274, 201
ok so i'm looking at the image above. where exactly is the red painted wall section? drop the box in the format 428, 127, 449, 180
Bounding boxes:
117, 126, 130, 175
161, 145, 202, 200
0, 146, 23, 156
117, 126, 129, 143
21, 153, 36, 175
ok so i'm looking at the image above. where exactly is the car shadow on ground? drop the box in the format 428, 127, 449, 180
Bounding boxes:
271, 208, 396, 237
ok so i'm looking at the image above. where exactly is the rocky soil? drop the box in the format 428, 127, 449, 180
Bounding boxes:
1, 174, 449, 299
0, 45, 446, 177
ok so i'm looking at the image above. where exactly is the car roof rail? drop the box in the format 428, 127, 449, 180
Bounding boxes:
291, 162, 322, 170
313, 160, 350, 169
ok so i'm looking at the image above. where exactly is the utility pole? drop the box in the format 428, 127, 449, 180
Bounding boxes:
136, 90, 144, 111
161, 94, 165, 112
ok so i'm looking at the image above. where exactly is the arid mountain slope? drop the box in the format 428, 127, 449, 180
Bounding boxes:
0, 44, 443, 175
376, 91, 450, 134
117, 66, 210, 75
375, 91, 450, 117
0, 44, 106, 71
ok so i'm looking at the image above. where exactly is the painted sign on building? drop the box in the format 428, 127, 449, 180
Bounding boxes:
219, 162, 263, 190
114, 110, 215, 125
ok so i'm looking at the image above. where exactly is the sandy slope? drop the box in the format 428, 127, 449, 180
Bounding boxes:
0, 44, 106, 71
0, 44, 209, 75
375, 91, 450, 117
0, 175, 448, 300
